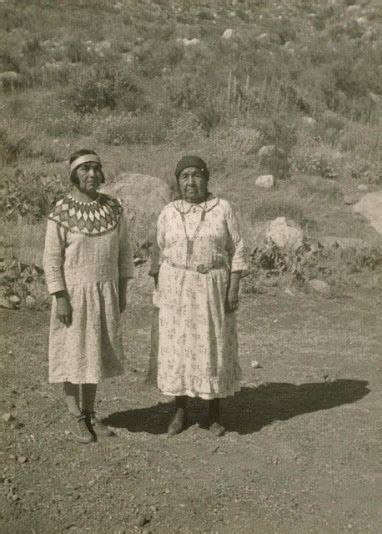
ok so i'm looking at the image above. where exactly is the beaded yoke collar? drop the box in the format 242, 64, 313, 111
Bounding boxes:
48, 194, 122, 236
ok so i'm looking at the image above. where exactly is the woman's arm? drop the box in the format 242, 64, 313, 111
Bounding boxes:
43, 220, 72, 325
224, 201, 249, 312
226, 271, 241, 313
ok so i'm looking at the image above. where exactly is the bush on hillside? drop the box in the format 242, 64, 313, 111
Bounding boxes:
244, 240, 381, 293
65, 69, 147, 114
0, 169, 66, 222
0, 129, 32, 165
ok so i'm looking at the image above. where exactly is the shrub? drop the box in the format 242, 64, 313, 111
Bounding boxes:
65, 68, 147, 114
1, 169, 66, 222
65, 78, 116, 114
244, 240, 381, 293
21, 38, 43, 67
0, 129, 32, 164
66, 39, 91, 64
94, 111, 168, 145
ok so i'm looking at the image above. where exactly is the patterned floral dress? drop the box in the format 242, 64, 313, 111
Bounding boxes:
155, 196, 248, 399
43, 193, 134, 384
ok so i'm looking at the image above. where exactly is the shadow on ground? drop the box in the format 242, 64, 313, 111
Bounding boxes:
104, 379, 369, 435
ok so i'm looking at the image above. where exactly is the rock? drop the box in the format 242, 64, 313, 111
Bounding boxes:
183, 38, 201, 47
0, 296, 15, 309
101, 173, 173, 247
357, 184, 369, 192
284, 287, 295, 297
2, 413, 15, 422
346, 5, 362, 17
8, 294, 20, 305
251, 360, 261, 369
258, 145, 276, 159
255, 175, 275, 189
344, 194, 358, 205
301, 116, 317, 127
368, 92, 380, 104
283, 41, 295, 53
308, 279, 330, 296
353, 192, 382, 235
265, 217, 304, 250
257, 32, 270, 44
136, 513, 152, 527
222, 28, 234, 39
357, 16, 369, 26
17, 455, 28, 464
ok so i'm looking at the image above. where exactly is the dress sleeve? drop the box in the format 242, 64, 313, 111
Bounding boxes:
118, 210, 134, 279
150, 207, 167, 274
43, 219, 67, 294
224, 201, 249, 277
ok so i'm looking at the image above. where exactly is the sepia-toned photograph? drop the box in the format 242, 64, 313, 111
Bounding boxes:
0, 0, 381, 532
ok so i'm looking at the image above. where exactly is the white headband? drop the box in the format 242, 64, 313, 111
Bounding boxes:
70, 154, 101, 173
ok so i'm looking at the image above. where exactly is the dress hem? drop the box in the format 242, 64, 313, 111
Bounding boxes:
48, 371, 123, 384
158, 383, 242, 400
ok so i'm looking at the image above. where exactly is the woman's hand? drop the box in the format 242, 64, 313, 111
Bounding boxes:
56, 294, 72, 326
119, 293, 127, 313
225, 285, 239, 313
225, 271, 241, 313
152, 273, 159, 289
119, 277, 129, 313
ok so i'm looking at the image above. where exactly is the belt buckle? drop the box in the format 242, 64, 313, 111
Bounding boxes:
196, 264, 210, 274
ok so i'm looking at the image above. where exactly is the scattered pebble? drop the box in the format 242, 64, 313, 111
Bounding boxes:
135, 512, 152, 527
2, 413, 15, 423
251, 360, 262, 369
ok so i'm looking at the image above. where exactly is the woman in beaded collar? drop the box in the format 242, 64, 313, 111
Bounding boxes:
43, 149, 134, 443
151, 155, 248, 437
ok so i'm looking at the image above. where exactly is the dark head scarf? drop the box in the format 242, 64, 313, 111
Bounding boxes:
175, 155, 209, 180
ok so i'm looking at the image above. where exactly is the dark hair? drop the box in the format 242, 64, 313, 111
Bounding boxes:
69, 148, 105, 185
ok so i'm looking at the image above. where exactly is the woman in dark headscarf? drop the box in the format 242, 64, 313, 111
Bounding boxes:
43, 149, 134, 443
151, 155, 248, 437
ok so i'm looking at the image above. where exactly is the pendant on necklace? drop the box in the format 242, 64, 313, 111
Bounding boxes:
187, 240, 194, 257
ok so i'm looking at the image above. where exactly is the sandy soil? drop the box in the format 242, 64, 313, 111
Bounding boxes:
1, 281, 381, 533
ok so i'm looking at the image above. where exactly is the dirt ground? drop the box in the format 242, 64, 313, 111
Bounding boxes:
1, 277, 381, 534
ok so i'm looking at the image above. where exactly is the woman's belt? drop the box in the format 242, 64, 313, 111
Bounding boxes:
163, 258, 228, 274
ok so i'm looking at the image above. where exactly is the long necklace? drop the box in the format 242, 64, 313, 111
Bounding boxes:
178, 200, 208, 265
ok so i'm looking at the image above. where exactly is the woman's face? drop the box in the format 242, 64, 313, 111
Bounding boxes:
75, 162, 103, 195
178, 166, 208, 203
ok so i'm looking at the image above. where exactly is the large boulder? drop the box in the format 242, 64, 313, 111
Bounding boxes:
255, 174, 275, 189
221, 28, 234, 39
353, 192, 382, 235
101, 173, 173, 249
308, 279, 331, 297
265, 217, 304, 250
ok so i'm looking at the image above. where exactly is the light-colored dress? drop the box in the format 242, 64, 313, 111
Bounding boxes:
43, 193, 134, 384
155, 196, 248, 399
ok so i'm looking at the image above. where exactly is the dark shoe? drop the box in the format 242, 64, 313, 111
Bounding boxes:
209, 421, 225, 437
208, 399, 225, 436
167, 408, 187, 437
89, 412, 114, 437
69, 413, 95, 444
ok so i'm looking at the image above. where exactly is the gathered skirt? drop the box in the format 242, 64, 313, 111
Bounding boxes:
156, 262, 242, 399
48, 280, 124, 384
